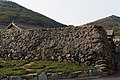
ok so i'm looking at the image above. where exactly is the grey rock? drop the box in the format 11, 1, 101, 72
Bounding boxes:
38, 72, 47, 80
47, 73, 58, 80
9, 76, 23, 80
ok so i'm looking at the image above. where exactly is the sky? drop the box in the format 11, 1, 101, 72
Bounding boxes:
10, 0, 120, 26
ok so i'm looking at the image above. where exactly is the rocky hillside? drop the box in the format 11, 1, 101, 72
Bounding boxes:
0, 0, 67, 28
86, 15, 120, 35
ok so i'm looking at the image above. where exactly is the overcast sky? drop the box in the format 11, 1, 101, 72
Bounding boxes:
10, 0, 120, 26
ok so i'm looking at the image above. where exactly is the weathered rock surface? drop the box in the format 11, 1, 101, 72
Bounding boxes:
0, 25, 117, 72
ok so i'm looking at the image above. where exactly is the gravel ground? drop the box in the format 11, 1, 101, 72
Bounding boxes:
92, 70, 120, 80
58, 70, 120, 80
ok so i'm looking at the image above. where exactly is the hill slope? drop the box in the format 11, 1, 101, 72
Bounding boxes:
0, 0, 67, 28
86, 15, 120, 35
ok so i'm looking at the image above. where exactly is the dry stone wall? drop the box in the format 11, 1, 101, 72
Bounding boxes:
0, 25, 116, 72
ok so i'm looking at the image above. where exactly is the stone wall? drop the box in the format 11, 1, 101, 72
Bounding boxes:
0, 25, 116, 72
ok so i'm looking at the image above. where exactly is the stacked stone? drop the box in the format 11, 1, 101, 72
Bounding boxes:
0, 25, 116, 73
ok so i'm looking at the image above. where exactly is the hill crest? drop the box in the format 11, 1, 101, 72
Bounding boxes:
86, 15, 120, 35
87, 15, 120, 28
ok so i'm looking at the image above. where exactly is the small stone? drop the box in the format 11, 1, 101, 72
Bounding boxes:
81, 58, 85, 63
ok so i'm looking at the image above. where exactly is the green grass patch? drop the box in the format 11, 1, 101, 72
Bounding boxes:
0, 60, 29, 68
0, 60, 95, 76
0, 68, 30, 76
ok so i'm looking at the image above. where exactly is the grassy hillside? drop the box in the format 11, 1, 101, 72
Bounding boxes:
0, 0, 67, 28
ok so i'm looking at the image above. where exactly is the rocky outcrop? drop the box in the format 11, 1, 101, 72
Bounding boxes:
0, 25, 117, 72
